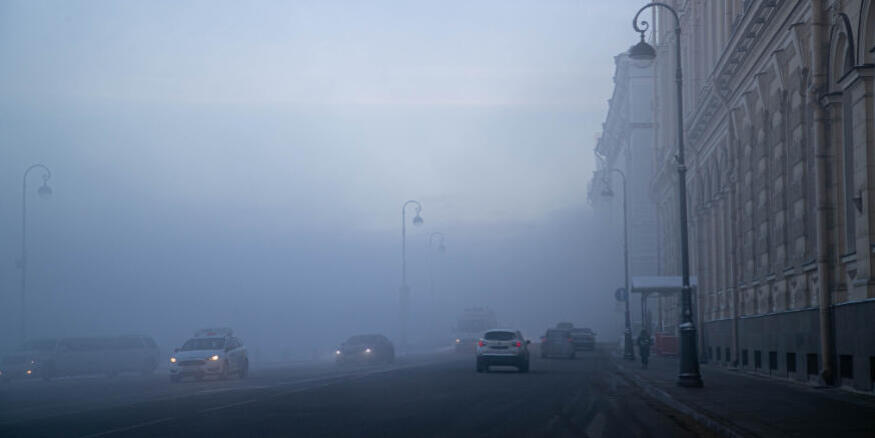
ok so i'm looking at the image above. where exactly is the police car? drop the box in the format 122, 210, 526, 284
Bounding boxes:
169, 328, 248, 382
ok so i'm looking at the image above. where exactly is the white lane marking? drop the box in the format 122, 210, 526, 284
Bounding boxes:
197, 399, 257, 414
196, 385, 269, 394
78, 417, 175, 438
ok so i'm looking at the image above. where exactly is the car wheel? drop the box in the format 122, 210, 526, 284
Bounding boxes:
141, 359, 156, 376
519, 360, 530, 373
238, 359, 249, 379
42, 362, 56, 382
220, 360, 231, 380
476, 358, 486, 373
169, 374, 181, 383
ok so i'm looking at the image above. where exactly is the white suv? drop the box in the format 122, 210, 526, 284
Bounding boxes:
476, 329, 530, 373
169, 328, 249, 382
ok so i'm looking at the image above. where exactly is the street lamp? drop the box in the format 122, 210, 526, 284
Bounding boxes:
631, 2, 703, 387
602, 169, 634, 361
400, 200, 423, 351
20, 164, 53, 342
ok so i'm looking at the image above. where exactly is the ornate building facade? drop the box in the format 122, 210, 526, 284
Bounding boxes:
646, 0, 875, 390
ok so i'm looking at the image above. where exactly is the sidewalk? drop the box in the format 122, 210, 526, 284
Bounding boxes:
613, 354, 875, 437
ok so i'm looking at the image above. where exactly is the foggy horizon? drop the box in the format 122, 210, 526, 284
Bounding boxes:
0, 0, 637, 355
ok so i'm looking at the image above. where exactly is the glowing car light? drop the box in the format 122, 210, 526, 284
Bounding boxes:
210, 355, 219, 361
170, 357, 177, 363
365, 348, 372, 353
26, 370, 32, 375
336, 350, 341, 355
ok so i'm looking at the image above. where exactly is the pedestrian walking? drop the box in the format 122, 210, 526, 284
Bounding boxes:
637, 329, 652, 369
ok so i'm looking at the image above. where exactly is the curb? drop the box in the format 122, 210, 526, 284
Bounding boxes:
613, 360, 752, 438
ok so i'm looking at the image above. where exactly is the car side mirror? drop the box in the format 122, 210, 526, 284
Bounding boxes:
174, 348, 180, 353
526, 340, 531, 345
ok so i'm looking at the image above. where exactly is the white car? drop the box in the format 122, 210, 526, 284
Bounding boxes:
169, 328, 248, 382
476, 329, 530, 373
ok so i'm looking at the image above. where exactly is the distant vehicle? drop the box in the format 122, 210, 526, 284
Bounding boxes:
555, 322, 574, 330
540, 329, 575, 359
0, 335, 159, 382
476, 329, 530, 373
454, 307, 498, 353
336, 334, 395, 365
570, 328, 596, 351
169, 328, 248, 382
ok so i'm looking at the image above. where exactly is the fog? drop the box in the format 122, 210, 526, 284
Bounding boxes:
0, 0, 639, 361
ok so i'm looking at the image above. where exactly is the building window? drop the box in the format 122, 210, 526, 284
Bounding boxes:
708, 347, 713, 360
754, 351, 762, 369
839, 355, 854, 380
716, 347, 721, 361
769, 351, 777, 371
870, 357, 875, 386
807, 353, 818, 376
742, 349, 749, 367
725, 347, 730, 363
787, 353, 797, 374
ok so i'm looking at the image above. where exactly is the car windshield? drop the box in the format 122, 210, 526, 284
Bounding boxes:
181, 338, 225, 351
547, 331, 569, 339
484, 331, 516, 341
347, 335, 380, 345
17, 339, 57, 351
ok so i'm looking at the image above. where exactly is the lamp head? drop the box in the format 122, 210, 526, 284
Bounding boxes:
602, 186, 614, 197
37, 183, 53, 199
628, 34, 656, 62
412, 214, 423, 227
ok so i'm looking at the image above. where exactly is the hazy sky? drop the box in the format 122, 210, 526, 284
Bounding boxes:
0, 1, 643, 352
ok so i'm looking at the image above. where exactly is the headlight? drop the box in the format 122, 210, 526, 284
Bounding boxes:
26, 370, 32, 375
455, 339, 461, 343
335, 350, 341, 355
170, 357, 177, 363
210, 355, 219, 361
364, 348, 372, 353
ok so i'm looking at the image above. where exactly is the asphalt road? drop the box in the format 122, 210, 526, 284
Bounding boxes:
0, 348, 712, 437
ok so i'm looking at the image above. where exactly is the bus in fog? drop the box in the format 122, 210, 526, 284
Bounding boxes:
1, 335, 159, 382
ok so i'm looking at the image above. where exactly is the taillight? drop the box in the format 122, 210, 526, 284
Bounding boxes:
478, 340, 485, 347
514, 341, 522, 347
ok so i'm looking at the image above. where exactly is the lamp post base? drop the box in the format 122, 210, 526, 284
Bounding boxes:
623, 330, 635, 360
677, 323, 703, 388
677, 373, 704, 387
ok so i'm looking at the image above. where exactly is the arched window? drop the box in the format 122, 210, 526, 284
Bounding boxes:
830, 18, 857, 252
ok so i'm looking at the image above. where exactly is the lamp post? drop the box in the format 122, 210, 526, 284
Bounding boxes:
630, 2, 703, 387
20, 164, 53, 342
602, 168, 634, 361
427, 232, 446, 308
400, 200, 423, 351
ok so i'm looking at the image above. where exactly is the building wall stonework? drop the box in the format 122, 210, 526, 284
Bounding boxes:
644, 0, 875, 390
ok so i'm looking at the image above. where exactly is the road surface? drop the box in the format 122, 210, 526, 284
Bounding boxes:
1, 348, 712, 437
